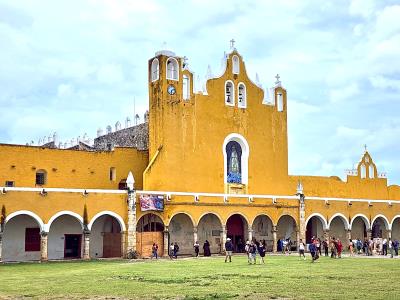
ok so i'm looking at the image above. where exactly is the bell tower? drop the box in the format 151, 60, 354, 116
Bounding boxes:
148, 48, 184, 159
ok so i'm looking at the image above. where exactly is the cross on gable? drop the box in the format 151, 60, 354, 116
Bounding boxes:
364, 144, 367, 152
230, 39, 235, 49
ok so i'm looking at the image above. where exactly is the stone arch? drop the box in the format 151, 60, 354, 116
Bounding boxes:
136, 213, 165, 257
305, 213, 328, 230
305, 213, 328, 244
151, 58, 159, 81
197, 211, 224, 227
276, 215, 297, 251
168, 213, 195, 255
251, 214, 274, 251
350, 214, 370, 230
197, 212, 223, 255
166, 57, 179, 80
328, 213, 350, 230
226, 213, 249, 252
47, 211, 85, 260
88, 211, 126, 231
5, 210, 44, 231
391, 215, 400, 241
371, 214, 390, 239
3, 211, 45, 262
89, 212, 124, 258
167, 212, 195, 227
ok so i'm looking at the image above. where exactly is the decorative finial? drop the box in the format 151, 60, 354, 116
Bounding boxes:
364, 144, 367, 152
183, 56, 188, 68
275, 74, 281, 86
230, 38, 235, 50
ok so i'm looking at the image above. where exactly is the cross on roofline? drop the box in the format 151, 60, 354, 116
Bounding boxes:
364, 144, 367, 152
275, 74, 281, 85
230, 38, 235, 49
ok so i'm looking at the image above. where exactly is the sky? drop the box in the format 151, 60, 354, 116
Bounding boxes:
1, 0, 400, 185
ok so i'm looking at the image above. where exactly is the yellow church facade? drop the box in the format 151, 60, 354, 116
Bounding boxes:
0, 45, 399, 261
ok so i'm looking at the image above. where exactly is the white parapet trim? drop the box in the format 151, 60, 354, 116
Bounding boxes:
1, 186, 400, 204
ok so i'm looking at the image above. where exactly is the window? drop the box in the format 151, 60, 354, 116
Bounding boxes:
232, 55, 239, 74
225, 81, 234, 106
5, 181, 14, 187
110, 167, 116, 181
25, 228, 40, 252
238, 83, 246, 108
151, 58, 159, 81
166, 58, 179, 80
277, 93, 283, 112
226, 141, 242, 183
35, 170, 47, 185
183, 75, 190, 100
106, 143, 113, 151
369, 165, 375, 178
360, 164, 366, 178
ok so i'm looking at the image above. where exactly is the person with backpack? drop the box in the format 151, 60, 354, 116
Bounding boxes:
258, 240, 266, 264
248, 241, 257, 264
309, 239, 319, 262
225, 238, 233, 263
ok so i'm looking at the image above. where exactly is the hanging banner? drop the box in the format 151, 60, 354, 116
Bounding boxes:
139, 194, 164, 211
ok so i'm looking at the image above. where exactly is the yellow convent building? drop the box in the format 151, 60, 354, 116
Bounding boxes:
0, 45, 399, 262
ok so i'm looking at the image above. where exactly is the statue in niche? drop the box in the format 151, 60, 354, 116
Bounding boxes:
227, 141, 242, 184
229, 146, 240, 174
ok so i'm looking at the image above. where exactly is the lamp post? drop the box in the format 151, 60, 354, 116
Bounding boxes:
126, 172, 137, 258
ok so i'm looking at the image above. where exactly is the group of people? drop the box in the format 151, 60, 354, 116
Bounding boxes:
224, 238, 267, 264
277, 238, 293, 254
307, 236, 344, 262
353, 237, 399, 258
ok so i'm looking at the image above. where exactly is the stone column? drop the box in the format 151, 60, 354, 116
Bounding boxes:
163, 226, 169, 257
83, 230, 90, 260
272, 226, 277, 253
221, 224, 227, 252
0, 232, 3, 262
40, 231, 48, 262
193, 226, 198, 244
387, 230, 392, 239
366, 229, 372, 241
296, 228, 300, 251
120, 231, 126, 258
126, 190, 137, 255
248, 228, 253, 242
346, 230, 352, 242
298, 194, 306, 242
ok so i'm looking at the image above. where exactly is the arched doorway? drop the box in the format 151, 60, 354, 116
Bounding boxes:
3, 213, 43, 262
277, 215, 297, 250
371, 216, 389, 239
48, 213, 84, 260
90, 214, 123, 258
252, 215, 273, 251
329, 215, 349, 243
305, 215, 327, 244
197, 213, 223, 255
169, 213, 194, 255
226, 214, 248, 252
136, 213, 164, 257
392, 217, 400, 241
351, 215, 369, 240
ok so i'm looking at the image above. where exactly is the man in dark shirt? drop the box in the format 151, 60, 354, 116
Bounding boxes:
225, 238, 234, 262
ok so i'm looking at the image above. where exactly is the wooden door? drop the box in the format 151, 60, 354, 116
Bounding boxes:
136, 232, 164, 257
103, 233, 122, 258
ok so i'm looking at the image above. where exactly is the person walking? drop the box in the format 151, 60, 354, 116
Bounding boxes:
323, 239, 329, 257
245, 240, 251, 263
173, 242, 179, 259
348, 239, 354, 256
225, 238, 233, 263
309, 240, 319, 262
299, 239, 306, 260
248, 241, 257, 264
330, 237, 337, 258
316, 238, 321, 256
394, 239, 399, 256
258, 241, 266, 264
194, 241, 200, 257
282, 239, 287, 254
337, 239, 343, 258
151, 243, 158, 259
382, 238, 388, 256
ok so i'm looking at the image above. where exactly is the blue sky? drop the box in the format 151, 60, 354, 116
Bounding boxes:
1, 0, 400, 185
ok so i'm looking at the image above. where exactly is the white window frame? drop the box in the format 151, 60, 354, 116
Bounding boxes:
166, 57, 179, 81
225, 80, 235, 106
369, 165, 375, 178
360, 164, 366, 178
222, 133, 249, 185
151, 58, 159, 82
237, 82, 247, 108
232, 55, 240, 74
183, 75, 190, 100
277, 92, 283, 112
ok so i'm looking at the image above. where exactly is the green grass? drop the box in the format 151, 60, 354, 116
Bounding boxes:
0, 255, 399, 299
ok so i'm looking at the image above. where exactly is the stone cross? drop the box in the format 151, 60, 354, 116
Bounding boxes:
230, 39, 235, 49
275, 74, 281, 84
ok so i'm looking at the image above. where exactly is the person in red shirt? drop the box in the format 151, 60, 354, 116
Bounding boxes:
337, 239, 343, 258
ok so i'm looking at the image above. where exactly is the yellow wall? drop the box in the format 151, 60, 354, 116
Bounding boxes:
0, 144, 148, 190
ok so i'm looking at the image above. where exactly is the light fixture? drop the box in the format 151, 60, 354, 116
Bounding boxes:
248, 196, 253, 203
325, 200, 330, 206
348, 201, 352, 206
166, 193, 172, 201
40, 189, 47, 196
223, 195, 228, 203
1, 188, 6, 195
83, 189, 89, 196
194, 194, 199, 202
272, 197, 277, 204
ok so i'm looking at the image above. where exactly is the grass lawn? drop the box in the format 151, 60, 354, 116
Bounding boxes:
0, 255, 399, 299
